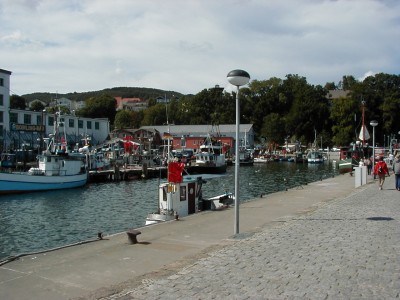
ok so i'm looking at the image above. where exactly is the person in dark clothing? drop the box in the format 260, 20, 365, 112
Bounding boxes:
392, 154, 400, 191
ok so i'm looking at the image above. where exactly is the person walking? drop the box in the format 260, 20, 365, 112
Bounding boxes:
364, 157, 372, 175
373, 156, 390, 190
392, 154, 400, 191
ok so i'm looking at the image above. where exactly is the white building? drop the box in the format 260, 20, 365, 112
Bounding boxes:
0, 68, 12, 150
0, 68, 110, 151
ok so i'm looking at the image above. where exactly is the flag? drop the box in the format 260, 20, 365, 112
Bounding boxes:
168, 162, 185, 183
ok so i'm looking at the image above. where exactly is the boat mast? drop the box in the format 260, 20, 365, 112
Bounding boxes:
361, 99, 365, 147
166, 94, 171, 163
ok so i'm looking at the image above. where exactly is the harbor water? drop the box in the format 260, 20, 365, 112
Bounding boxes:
0, 161, 338, 261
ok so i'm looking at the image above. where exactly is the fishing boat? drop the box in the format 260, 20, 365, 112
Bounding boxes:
338, 101, 370, 173
338, 146, 364, 174
187, 134, 227, 174
306, 150, 324, 163
233, 149, 254, 166
145, 161, 205, 225
0, 113, 88, 195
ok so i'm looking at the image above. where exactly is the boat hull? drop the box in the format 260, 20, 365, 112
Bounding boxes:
338, 158, 358, 174
0, 172, 88, 194
307, 159, 324, 164
253, 158, 269, 163
232, 160, 254, 166
145, 213, 176, 225
187, 164, 227, 174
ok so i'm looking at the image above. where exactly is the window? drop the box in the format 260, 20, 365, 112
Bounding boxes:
180, 138, 186, 148
0, 94, 3, 106
180, 186, 186, 201
0, 125, 3, 137
48, 116, 54, 126
0, 78, 3, 86
69, 119, 74, 128
10, 112, 18, 123
36, 115, 42, 125
23, 114, 31, 124
87, 121, 92, 129
0, 111, 3, 123
78, 119, 83, 129
95, 122, 99, 130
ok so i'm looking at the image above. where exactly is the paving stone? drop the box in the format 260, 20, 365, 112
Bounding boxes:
95, 181, 400, 299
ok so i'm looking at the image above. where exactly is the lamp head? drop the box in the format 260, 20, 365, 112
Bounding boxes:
227, 69, 250, 87
370, 120, 378, 127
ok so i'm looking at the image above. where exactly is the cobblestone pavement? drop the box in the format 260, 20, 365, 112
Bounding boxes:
100, 183, 400, 300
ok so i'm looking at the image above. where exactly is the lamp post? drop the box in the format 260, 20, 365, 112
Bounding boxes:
370, 120, 378, 172
227, 69, 250, 235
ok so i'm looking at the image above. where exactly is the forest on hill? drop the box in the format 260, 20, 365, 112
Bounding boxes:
125, 73, 399, 149
21, 87, 183, 104
15, 73, 400, 149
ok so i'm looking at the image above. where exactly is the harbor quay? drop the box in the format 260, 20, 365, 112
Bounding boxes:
1, 173, 399, 299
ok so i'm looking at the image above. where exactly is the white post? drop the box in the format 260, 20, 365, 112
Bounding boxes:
227, 69, 250, 235
234, 86, 240, 234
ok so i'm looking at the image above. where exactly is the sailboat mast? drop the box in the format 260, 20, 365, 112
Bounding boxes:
362, 99, 365, 147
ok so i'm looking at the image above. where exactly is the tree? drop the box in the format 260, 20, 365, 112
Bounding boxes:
246, 78, 284, 135
352, 73, 400, 141
324, 82, 336, 90
340, 75, 357, 90
10, 95, 26, 110
141, 103, 168, 126
381, 95, 400, 134
260, 113, 286, 147
283, 75, 330, 144
114, 110, 144, 129
30, 100, 46, 112
330, 96, 359, 146
79, 94, 117, 123
114, 110, 133, 129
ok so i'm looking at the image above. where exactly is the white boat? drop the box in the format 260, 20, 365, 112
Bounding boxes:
253, 156, 270, 163
187, 134, 227, 174
0, 158, 87, 194
145, 161, 205, 225
0, 113, 88, 195
145, 160, 233, 225
202, 192, 234, 210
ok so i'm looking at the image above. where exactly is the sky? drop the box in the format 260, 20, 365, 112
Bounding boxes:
1, 0, 399, 96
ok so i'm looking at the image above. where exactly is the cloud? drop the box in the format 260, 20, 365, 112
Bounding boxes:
359, 71, 377, 82
0, 0, 399, 95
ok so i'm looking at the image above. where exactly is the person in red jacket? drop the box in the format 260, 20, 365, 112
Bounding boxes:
373, 156, 390, 190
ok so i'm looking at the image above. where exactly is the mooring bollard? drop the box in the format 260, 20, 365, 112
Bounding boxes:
126, 229, 141, 244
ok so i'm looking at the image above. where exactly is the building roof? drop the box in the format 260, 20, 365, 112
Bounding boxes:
0, 68, 12, 75
140, 124, 253, 137
114, 97, 146, 109
327, 90, 350, 99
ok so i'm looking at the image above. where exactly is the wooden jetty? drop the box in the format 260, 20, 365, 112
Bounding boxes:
88, 164, 167, 182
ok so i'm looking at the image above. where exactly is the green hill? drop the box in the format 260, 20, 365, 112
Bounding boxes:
21, 87, 184, 103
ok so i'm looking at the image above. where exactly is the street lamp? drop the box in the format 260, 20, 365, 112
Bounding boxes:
227, 69, 250, 235
370, 120, 378, 171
